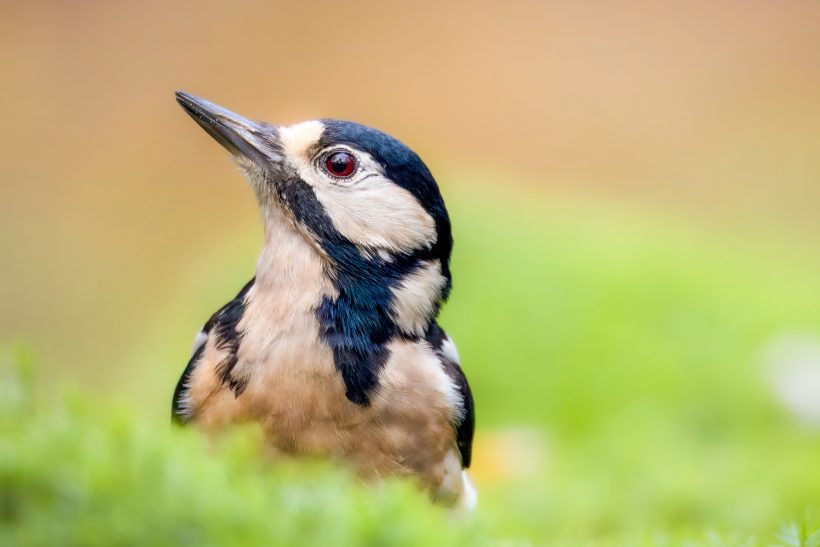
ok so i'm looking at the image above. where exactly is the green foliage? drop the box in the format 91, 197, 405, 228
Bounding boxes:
440, 187, 820, 543
1, 369, 485, 547
776, 514, 820, 547
4, 186, 820, 546
446, 188, 820, 433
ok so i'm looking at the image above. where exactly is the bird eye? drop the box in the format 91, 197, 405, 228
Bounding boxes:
323, 150, 357, 179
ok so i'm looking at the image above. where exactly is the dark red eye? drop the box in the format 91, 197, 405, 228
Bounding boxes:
324, 151, 357, 178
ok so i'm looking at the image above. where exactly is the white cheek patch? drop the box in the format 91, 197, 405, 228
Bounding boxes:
390, 260, 446, 336
276, 120, 437, 254
313, 176, 437, 253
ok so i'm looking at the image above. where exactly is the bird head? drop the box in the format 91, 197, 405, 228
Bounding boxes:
176, 92, 452, 341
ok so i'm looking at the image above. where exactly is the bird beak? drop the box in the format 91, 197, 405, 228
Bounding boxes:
175, 91, 280, 166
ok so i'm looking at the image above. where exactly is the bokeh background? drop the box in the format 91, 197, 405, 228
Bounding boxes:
3, 1, 820, 544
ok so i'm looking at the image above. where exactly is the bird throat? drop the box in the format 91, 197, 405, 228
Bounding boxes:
237, 204, 391, 407
248, 202, 439, 407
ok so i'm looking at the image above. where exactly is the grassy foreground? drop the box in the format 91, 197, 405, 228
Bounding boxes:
4, 183, 820, 545
1, 364, 486, 546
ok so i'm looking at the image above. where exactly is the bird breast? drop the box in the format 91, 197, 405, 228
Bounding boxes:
183, 205, 463, 496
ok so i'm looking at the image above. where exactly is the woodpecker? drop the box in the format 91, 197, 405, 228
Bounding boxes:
171, 92, 476, 508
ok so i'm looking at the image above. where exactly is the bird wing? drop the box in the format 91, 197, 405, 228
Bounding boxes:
172, 278, 255, 423
427, 323, 475, 468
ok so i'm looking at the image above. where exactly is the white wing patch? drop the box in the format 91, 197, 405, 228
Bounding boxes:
174, 330, 209, 420
440, 334, 461, 365
191, 330, 208, 356
458, 471, 478, 512
434, 449, 478, 511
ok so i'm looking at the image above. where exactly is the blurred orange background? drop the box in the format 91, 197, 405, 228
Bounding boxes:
2, 0, 819, 390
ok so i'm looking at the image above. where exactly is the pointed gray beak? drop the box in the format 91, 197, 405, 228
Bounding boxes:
175, 91, 281, 166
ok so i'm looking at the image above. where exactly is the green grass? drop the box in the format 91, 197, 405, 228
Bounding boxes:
443, 185, 820, 543
4, 182, 820, 545
1, 360, 487, 547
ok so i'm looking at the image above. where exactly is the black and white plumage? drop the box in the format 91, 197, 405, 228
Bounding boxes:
172, 92, 475, 508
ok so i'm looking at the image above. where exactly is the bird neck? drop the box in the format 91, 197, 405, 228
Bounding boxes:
253, 204, 449, 406
254, 206, 332, 313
